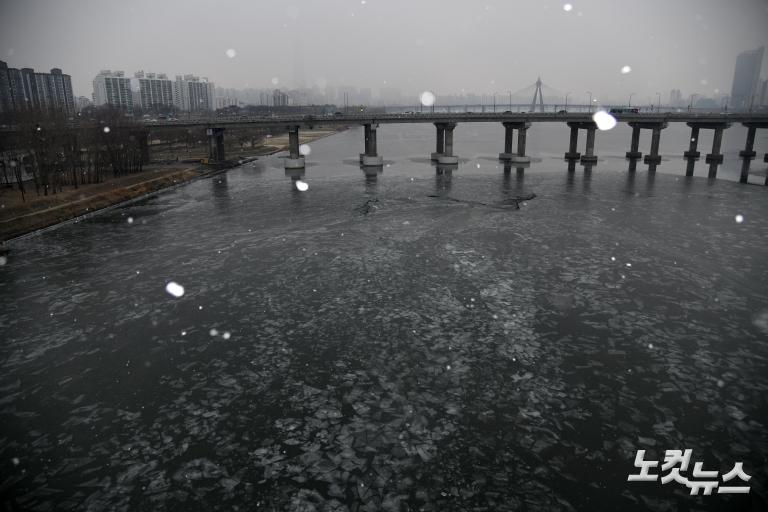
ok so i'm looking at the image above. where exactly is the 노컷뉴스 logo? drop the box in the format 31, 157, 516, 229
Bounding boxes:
628, 449, 752, 495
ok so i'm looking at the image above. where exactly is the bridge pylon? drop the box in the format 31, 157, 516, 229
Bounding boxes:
530, 77, 544, 113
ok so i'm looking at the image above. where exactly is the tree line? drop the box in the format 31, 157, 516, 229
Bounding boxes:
0, 107, 145, 202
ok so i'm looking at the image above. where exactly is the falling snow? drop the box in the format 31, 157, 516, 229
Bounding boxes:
165, 281, 185, 298
592, 110, 617, 130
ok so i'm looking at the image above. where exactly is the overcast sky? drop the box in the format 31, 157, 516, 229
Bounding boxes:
1, 0, 767, 104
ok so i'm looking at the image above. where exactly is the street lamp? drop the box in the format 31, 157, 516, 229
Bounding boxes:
586, 91, 593, 113
493, 92, 497, 113
628, 92, 635, 108
565, 92, 570, 111
508, 90, 512, 111
655, 92, 661, 113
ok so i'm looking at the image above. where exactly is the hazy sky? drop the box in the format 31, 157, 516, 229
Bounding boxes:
1, 0, 767, 104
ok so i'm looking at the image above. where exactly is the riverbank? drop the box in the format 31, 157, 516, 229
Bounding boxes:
0, 126, 344, 242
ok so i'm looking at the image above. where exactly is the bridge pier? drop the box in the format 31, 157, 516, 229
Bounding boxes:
627, 122, 668, 168
499, 122, 531, 163
684, 122, 730, 178
564, 125, 580, 160
642, 123, 667, 171
361, 123, 383, 166
564, 122, 598, 163
512, 123, 531, 163
207, 127, 226, 162
739, 122, 768, 183
705, 127, 726, 178
739, 126, 756, 183
499, 122, 515, 160
645, 127, 662, 166
359, 124, 370, 163
437, 123, 458, 164
431, 123, 445, 160
684, 126, 700, 176
581, 126, 597, 164
626, 126, 642, 160
285, 125, 305, 169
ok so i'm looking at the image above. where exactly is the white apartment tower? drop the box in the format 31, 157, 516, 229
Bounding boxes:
92, 70, 133, 111
173, 74, 215, 112
135, 71, 174, 110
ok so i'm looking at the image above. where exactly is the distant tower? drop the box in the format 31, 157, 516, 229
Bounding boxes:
730, 47, 764, 110
530, 77, 544, 112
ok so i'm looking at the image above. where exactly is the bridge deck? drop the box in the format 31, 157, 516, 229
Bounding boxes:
4, 112, 767, 133
151, 112, 768, 130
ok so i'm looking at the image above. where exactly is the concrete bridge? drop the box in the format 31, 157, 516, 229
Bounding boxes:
5, 112, 768, 184
138, 112, 766, 184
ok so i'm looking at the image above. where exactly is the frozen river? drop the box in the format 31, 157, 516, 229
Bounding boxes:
1, 123, 768, 511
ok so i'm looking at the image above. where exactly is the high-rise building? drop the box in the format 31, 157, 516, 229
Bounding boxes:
42, 68, 75, 113
93, 70, 133, 111
730, 46, 764, 110
758, 79, 768, 107
0, 60, 74, 114
172, 74, 214, 112
0, 61, 15, 113
135, 71, 174, 110
19, 68, 40, 110
272, 89, 289, 106
668, 88, 683, 107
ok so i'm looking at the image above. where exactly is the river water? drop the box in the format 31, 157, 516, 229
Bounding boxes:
1, 122, 768, 511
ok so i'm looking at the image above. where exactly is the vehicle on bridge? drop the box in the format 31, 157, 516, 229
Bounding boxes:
609, 107, 640, 114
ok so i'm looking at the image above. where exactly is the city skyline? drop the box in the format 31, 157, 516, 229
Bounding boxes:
2, 0, 767, 104
1, 55, 764, 112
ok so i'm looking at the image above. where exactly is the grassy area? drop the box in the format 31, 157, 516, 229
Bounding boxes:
0, 127, 345, 241
0, 165, 201, 241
